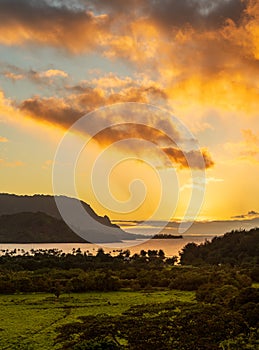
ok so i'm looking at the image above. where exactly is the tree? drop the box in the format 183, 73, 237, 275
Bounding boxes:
51, 282, 62, 299
165, 256, 178, 265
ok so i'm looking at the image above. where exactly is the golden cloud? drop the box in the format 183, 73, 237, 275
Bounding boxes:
0, 1, 110, 53
223, 129, 259, 164
37, 69, 68, 78
2, 64, 69, 85
19, 80, 168, 128
0, 0, 257, 116
20, 96, 83, 128
4, 72, 24, 81
162, 147, 214, 169
19, 91, 213, 170
0, 136, 8, 143
102, 1, 259, 115
0, 159, 24, 167
1, 0, 257, 166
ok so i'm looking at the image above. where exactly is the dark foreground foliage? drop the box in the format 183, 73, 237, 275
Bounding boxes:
56, 287, 259, 350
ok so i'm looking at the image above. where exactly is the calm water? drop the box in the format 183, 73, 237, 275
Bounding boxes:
0, 236, 212, 258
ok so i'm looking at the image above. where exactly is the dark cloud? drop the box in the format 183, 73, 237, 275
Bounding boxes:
232, 210, 259, 219
94, 124, 179, 148
65, 83, 167, 106
162, 147, 214, 169
147, 0, 246, 30
20, 97, 83, 127
20, 97, 172, 148
83, 0, 247, 30
0, 0, 256, 91
19, 83, 168, 128
1, 64, 68, 86
0, 0, 110, 52
18, 91, 213, 170
0, 0, 248, 52
0, 0, 89, 27
88, 0, 145, 14
81, 0, 246, 28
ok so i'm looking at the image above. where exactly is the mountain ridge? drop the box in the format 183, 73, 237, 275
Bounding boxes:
0, 193, 143, 243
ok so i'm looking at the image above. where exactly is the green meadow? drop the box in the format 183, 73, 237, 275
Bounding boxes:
0, 290, 195, 350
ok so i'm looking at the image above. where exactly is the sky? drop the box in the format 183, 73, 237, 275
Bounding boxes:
0, 0, 259, 224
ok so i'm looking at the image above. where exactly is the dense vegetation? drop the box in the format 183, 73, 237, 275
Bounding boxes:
56, 294, 259, 349
0, 228, 258, 349
1, 246, 258, 295
152, 233, 183, 239
0, 291, 194, 350
180, 228, 259, 266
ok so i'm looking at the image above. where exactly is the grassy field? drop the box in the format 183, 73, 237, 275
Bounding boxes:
0, 290, 195, 349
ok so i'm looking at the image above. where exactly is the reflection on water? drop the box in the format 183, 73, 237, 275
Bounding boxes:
0, 236, 212, 258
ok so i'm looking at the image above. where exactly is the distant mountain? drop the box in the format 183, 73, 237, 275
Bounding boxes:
0, 194, 143, 243
117, 217, 259, 237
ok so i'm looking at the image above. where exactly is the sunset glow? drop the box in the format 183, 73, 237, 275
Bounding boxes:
1, 0, 259, 223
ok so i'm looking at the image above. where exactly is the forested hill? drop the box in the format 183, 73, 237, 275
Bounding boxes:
180, 228, 259, 266
0, 212, 88, 243
0, 194, 144, 243
0, 193, 117, 228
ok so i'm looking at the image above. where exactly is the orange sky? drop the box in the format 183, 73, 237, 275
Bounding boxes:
0, 0, 259, 222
